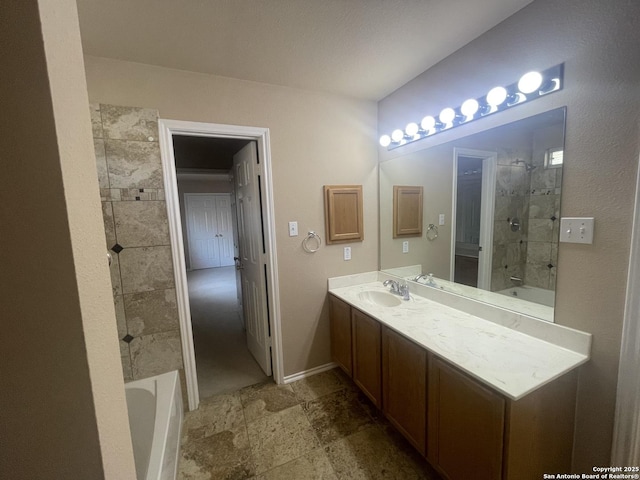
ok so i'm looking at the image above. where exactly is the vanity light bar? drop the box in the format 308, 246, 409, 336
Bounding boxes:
379, 64, 564, 150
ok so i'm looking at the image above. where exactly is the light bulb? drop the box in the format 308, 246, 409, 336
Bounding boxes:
486, 86, 507, 106
518, 71, 543, 94
379, 135, 391, 147
421, 116, 436, 131
405, 122, 419, 137
391, 129, 404, 142
439, 107, 456, 125
461, 99, 479, 118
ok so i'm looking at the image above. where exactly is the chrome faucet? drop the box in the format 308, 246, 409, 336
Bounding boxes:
383, 279, 411, 301
414, 273, 437, 287
383, 279, 401, 294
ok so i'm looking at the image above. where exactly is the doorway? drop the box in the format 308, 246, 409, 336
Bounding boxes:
158, 120, 283, 411
451, 148, 497, 290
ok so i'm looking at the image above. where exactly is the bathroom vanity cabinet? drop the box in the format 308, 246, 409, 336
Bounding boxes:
351, 308, 382, 407
328, 293, 579, 480
428, 355, 505, 480
329, 294, 352, 376
382, 326, 427, 454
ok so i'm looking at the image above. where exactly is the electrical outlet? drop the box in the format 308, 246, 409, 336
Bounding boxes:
288, 221, 298, 237
402, 241, 409, 253
343, 247, 351, 261
439, 214, 446, 226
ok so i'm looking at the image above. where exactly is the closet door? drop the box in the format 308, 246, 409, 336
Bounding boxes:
186, 194, 221, 269
214, 195, 234, 267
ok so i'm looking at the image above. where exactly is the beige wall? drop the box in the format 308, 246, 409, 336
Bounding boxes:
378, 0, 640, 470
380, 144, 454, 276
84, 56, 379, 376
1, 1, 135, 479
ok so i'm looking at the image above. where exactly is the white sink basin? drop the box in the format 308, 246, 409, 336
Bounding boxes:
357, 290, 402, 307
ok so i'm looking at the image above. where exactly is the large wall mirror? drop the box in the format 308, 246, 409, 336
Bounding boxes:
380, 108, 566, 322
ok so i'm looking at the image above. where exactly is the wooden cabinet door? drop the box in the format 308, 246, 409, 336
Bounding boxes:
428, 356, 505, 480
503, 370, 578, 480
352, 308, 382, 407
329, 295, 352, 376
382, 327, 427, 455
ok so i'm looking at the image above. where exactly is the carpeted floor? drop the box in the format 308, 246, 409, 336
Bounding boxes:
187, 266, 269, 399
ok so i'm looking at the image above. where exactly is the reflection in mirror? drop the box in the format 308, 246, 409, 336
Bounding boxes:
380, 108, 566, 322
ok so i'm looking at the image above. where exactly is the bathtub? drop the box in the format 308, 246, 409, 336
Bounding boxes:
125, 371, 183, 480
497, 285, 555, 307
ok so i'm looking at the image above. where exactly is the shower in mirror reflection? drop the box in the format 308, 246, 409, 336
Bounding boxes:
379, 108, 566, 323
512, 158, 537, 172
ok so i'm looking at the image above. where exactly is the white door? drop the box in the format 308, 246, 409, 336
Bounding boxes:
230, 194, 245, 328
451, 149, 496, 290
233, 142, 271, 376
185, 194, 234, 270
214, 195, 235, 267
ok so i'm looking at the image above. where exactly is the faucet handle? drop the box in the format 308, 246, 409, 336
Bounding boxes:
399, 282, 411, 301
383, 279, 400, 293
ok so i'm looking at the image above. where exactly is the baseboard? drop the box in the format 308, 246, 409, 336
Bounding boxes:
283, 362, 338, 384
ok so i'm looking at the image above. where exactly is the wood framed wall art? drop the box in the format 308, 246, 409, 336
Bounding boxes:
324, 185, 364, 244
393, 185, 423, 238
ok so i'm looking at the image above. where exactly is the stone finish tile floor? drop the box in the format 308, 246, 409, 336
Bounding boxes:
178, 368, 442, 480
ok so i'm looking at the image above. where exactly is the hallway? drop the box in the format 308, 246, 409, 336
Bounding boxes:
187, 266, 269, 399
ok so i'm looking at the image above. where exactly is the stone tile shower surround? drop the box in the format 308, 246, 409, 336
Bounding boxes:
491, 128, 562, 293
92, 104, 183, 383
492, 146, 532, 291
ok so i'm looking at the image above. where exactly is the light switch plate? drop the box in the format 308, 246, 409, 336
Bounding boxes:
559, 217, 594, 244
402, 241, 409, 253
439, 214, 446, 226
343, 247, 351, 261
288, 221, 298, 237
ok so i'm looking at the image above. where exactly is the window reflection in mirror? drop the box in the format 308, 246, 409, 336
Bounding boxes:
380, 108, 566, 322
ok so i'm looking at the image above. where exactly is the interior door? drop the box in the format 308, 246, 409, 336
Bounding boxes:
185, 194, 220, 270
452, 149, 496, 290
230, 194, 244, 328
233, 142, 272, 376
214, 195, 234, 267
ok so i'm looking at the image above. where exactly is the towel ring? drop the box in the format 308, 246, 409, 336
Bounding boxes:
302, 231, 322, 253
426, 224, 438, 241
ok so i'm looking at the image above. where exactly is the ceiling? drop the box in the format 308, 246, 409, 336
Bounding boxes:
77, 0, 533, 101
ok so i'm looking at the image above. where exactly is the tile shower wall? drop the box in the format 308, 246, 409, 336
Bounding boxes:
491, 146, 531, 291
92, 104, 183, 382
490, 125, 562, 293
525, 126, 562, 290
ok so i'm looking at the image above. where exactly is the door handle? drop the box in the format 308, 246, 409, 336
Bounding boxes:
234, 256, 244, 270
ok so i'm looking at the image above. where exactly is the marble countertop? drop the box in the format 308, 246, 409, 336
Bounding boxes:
328, 274, 590, 401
